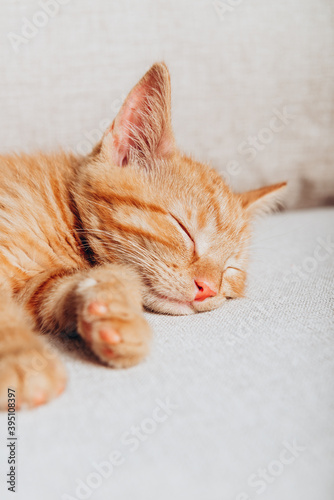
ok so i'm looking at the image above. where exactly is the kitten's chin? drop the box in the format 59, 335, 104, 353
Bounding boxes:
144, 292, 225, 315
144, 293, 196, 315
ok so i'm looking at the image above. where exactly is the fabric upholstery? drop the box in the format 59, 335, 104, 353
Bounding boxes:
0, 3, 333, 499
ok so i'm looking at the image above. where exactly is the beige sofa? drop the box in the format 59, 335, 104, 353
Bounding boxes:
0, 1, 333, 499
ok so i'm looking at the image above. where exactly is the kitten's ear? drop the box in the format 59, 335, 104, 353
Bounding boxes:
101, 62, 175, 166
239, 182, 287, 214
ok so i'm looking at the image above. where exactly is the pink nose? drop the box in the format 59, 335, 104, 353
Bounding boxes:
194, 280, 217, 301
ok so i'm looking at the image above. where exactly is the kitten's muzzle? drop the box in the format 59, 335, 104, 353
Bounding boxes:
193, 280, 217, 302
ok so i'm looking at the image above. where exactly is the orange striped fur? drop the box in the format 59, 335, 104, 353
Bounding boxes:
0, 63, 286, 409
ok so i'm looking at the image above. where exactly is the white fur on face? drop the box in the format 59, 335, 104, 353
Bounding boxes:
77, 278, 97, 292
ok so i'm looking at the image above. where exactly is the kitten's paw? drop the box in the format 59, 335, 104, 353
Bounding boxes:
0, 342, 66, 411
77, 279, 151, 368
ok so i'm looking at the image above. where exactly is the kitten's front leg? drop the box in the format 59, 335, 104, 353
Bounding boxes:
75, 265, 151, 367
29, 264, 152, 368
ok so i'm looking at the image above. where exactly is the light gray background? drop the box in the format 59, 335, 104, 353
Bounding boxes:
0, 2, 333, 500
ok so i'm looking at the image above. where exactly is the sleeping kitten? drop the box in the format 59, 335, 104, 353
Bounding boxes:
0, 63, 286, 409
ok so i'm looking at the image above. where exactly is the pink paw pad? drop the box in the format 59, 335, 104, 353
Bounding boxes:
99, 328, 121, 344
88, 302, 108, 316
33, 393, 47, 406
57, 383, 66, 396
102, 346, 114, 357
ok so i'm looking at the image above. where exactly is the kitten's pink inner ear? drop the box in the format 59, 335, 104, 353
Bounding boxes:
109, 121, 129, 167
103, 62, 175, 167
112, 83, 151, 166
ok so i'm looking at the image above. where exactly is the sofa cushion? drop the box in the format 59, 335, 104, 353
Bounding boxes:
0, 0, 333, 209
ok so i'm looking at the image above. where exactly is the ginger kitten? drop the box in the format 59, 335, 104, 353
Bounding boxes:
0, 63, 286, 410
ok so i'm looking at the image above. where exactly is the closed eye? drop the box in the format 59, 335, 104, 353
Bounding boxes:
169, 214, 194, 245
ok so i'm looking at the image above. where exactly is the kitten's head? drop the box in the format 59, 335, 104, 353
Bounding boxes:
76, 63, 286, 314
